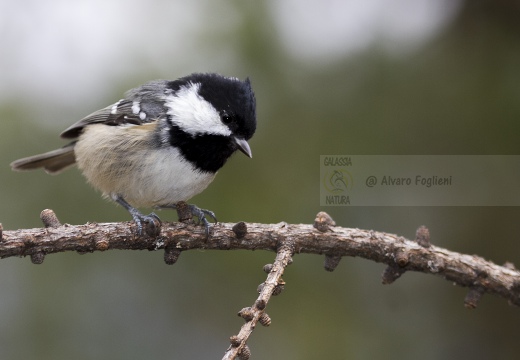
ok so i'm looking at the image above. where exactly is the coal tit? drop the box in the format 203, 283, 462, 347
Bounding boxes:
11, 73, 257, 236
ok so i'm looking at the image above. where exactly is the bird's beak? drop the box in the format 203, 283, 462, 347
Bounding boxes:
234, 137, 252, 158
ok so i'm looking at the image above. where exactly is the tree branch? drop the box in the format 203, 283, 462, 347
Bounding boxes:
223, 240, 294, 360
1, 209, 520, 359
1, 209, 519, 306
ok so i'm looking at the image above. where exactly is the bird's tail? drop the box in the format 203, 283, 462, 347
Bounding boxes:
10, 142, 76, 174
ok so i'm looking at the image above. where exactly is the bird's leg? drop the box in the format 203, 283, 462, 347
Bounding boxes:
111, 194, 161, 236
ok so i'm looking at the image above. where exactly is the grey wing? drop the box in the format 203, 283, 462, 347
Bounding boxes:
60, 80, 171, 139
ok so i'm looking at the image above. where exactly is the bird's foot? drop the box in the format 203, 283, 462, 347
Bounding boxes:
112, 194, 162, 237
167, 201, 217, 238
161, 202, 217, 238
188, 204, 217, 237
131, 211, 162, 237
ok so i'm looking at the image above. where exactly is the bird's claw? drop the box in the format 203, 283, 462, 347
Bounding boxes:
132, 212, 162, 237
188, 205, 217, 238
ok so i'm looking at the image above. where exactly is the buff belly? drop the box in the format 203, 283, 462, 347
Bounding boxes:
74, 123, 216, 208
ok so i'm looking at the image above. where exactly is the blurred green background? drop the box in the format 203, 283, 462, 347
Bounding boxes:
1, 1, 520, 359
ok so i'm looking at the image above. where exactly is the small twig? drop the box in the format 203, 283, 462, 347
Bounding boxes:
313, 211, 336, 232
164, 246, 181, 265
324, 254, 342, 272
222, 242, 294, 360
40, 209, 62, 228
175, 201, 192, 223
415, 225, 431, 248
464, 288, 484, 309
30, 209, 62, 264
232, 222, 248, 239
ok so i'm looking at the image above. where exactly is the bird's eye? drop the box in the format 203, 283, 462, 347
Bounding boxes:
222, 113, 233, 124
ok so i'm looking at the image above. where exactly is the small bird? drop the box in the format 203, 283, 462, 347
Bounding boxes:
11, 73, 257, 236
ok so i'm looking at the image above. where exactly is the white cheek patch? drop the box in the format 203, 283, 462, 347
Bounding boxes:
163, 82, 231, 137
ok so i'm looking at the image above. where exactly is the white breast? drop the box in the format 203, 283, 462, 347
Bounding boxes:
74, 123, 216, 208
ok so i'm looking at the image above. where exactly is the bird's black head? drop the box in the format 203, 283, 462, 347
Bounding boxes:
165, 73, 257, 172
189, 73, 256, 141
